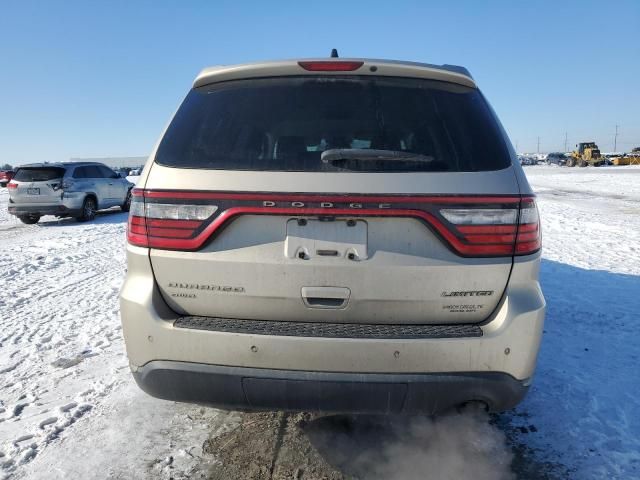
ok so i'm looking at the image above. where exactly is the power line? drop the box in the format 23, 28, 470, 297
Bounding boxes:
614, 124, 619, 152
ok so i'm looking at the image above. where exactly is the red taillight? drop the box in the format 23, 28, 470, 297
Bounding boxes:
126, 189, 217, 248
440, 196, 541, 256
298, 61, 364, 72
440, 207, 518, 256
7, 182, 17, 189
127, 190, 541, 257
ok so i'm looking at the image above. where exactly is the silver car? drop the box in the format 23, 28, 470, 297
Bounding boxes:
120, 57, 545, 414
7, 162, 133, 224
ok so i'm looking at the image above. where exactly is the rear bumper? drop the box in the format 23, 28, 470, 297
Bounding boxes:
8, 204, 81, 216
8, 192, 87, 217
8, 203, 82, 217
133, 360, 528, 414
120, 245, 545, 413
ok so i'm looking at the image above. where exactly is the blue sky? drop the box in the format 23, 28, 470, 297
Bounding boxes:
1, 0, 638, 165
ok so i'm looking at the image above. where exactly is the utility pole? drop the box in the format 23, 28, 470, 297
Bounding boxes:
537, 136, 540, 154
564, 132, 568, 153
614, 124, 619, 152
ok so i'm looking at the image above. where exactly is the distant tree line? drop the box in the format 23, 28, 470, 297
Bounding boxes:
1, 163, 14, 170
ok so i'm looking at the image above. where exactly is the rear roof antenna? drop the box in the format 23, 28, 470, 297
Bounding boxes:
330, 48, 339, 58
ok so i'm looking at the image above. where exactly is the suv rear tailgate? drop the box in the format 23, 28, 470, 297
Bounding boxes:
9, 167, 65, 205
144, 166, 520, 325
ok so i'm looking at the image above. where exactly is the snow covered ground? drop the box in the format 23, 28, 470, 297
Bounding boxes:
1, 166, 639, 479
508, 165, 640, 478
0, 182, 241, 480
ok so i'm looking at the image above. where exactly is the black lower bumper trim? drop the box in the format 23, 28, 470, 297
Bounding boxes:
133, 361, 529, 414
8, 205, 80, 216
174, 316, 482, 339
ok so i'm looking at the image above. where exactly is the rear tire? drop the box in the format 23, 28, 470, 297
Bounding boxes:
121, 189, 132, 212
18, 214, 40, 225
77, 196, 97, 222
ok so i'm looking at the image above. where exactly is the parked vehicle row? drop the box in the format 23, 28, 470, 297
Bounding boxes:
6, 162, 134, 224
518, 156, 538, 166
115, 166, 143, 177
517, 144, 640, 168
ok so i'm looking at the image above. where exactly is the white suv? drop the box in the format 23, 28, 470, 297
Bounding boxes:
8, 162, 133, 224
119, 57, 545, 414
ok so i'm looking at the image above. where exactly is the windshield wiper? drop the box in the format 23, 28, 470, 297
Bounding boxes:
321, 148, 435, 164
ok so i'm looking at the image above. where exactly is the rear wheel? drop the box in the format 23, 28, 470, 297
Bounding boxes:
121, 189, 132, 212
77, 196, 97, 222
18, 214, 40, 224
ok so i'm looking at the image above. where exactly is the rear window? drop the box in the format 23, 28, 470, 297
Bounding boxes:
156, 76, 511, 172
14, 167, 66, 182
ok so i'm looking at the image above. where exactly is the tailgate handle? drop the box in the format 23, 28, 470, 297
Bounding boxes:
301, 287, 350, 309
316, 249, 339, 256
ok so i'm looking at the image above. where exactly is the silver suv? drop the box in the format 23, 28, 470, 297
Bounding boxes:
120, 58, 545, 414
7, 162, 133, 224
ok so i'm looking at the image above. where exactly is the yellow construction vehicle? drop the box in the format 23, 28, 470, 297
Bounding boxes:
567, 142, 603, 167
608, 147, 640, 166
